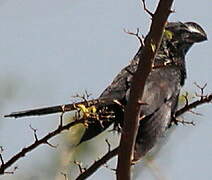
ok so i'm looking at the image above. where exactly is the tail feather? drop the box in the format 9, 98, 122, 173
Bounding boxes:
4, 105, 65, 118
4, 98, 116, 118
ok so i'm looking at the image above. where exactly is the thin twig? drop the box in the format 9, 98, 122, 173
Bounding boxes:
0, 155, 4, 166
59, 105, 66, 127
45, 141, 58, 148
104, 163, 116, 172
175, 93, 212, 117
0, 118, 86, 174
174, 117, 195, 126
124, 28, 144, 46
74, 160, 86, 174
141, 0, 154, 17
29, 124, 38, 142
105, 139, 111, 152
76, 147, 119, 180
188, 110, 202, 116
194, 82, 207, 100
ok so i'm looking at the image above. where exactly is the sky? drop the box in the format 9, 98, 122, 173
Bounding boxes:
0, 0, 211, 180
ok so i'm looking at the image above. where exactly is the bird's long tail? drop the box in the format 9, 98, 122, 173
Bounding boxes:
4, 98, 117, 118
4, 104, 70, 118
5, 98, 123, 144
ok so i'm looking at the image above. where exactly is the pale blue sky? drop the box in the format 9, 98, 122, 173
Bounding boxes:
0, 0, 211, 180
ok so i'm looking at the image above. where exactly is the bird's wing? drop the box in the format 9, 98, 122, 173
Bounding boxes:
80, 57, 182, 144
140, 67, 181, 115
79, 59, 139, 143
134, 99, 173, 160
133, 67, 181, 160
99, 58, 139, 100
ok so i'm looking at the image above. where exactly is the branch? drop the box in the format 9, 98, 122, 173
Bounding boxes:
117, 0, 174, 179
76, 147, 119, 180
1, 92, 210, 177
175, 93, 212, 117
0, 118, 86, 174
124, 28, 144, 46
141, 0, 154, 17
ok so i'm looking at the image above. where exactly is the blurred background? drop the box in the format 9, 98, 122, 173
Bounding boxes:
0, 0, 211, 179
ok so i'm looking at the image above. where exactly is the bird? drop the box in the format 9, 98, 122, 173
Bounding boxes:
5, 21, 207, 161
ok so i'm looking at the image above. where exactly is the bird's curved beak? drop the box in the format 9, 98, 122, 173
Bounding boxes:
185, 22, 207, 43
190, 31, 207, 43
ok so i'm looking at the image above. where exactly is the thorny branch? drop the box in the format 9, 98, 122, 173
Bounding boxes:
75, 147, 119, 180
117, 0, 174, 179
175, 93, 212, 117
171, 83, 211, 126
0, 91, 211, 177
0, 117, 87, 174
1, 97, 119, 175
74, 92, 212, 180
194, 82, 208, 100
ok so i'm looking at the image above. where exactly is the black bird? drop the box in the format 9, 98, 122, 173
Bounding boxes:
81, 21, 207, 161
5, 22, 207, 161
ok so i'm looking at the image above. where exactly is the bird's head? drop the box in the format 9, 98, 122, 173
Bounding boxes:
163, 21, 207, 55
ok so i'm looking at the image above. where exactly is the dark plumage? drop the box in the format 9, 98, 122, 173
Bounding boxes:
80, 21, 207, 160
